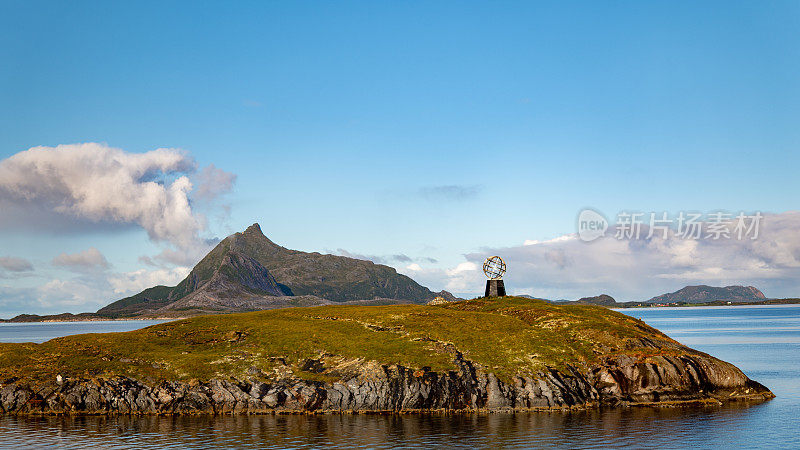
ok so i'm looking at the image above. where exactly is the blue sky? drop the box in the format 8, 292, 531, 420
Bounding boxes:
1, 1, 799, 315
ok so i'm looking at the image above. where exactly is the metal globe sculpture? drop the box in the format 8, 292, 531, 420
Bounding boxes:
482, 256, 507, 297
482, 256, 506, 280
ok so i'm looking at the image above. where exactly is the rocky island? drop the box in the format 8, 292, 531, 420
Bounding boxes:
0, 297, 773, 415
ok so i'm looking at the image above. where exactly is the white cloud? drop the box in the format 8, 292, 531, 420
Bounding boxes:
411, 211, 800, 301
0, 143, 239, 315
108, 267, 191, 295
0, 265, 193, 315
523, 235, 574, 246
37, 279, 108, 308
0, 143, 235, 266
52, 247, 110, 271
447, 262, 477, 275
405, 263, 422, 271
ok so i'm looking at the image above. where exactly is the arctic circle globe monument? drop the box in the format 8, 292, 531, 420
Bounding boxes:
482, 255, 507, 297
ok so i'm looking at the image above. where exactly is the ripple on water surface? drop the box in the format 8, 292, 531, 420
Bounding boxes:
0, 306, 798, 449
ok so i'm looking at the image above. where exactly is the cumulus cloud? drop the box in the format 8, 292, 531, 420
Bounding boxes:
409, 211, 800, 301
0, 143, 196, 246
0, 256, 33, 272
448, 261, 478, 275
394, 261, 480, 295
419, 185, 481, 201
0, 143, 235, 266
0, 143, 238, 315
52, 248, 110, 271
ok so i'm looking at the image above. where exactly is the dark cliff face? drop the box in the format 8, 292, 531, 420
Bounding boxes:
647, 285, 767, 304
0, 348, 773, 415
182, 251, 288, 298
149, 251, 300, 313
98, 223, 447, 317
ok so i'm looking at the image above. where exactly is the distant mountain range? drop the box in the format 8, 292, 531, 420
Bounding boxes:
646, 285, 766, 304
519, 294, 619, 306
2, 224, 792, 322
519, 285, 777, 308
97, 223, 456, 318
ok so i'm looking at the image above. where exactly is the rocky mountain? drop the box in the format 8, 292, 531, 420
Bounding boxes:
647, 285, 766, 304
98, 223, 454, 317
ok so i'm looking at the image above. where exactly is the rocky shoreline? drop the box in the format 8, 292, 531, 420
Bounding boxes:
0, 350, 773, 415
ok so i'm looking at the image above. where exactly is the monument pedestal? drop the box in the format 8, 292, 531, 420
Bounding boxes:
485, 279, 506, 297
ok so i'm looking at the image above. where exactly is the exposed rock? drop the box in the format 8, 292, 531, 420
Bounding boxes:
0, 351, 772, 415
97, 223, 460, 318
427, 296, 452, 305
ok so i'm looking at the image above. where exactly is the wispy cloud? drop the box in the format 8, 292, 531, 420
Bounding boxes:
334, 249, 438, 266
193, 163, 237, 202
418, 185, 481, 202
0, 256, 33, 273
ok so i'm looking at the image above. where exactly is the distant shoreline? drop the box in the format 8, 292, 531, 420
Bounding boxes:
612, 298, 800, 309
0, 316, 181, 324
4, 297, 800, 323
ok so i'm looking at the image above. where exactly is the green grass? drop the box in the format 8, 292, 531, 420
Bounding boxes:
0, 297, 683, 385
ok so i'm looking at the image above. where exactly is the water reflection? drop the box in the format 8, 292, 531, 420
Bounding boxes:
0, 402, 783, 449
2, 306, 798, 448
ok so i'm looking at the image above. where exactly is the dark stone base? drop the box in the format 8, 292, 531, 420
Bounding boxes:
485, 280, 506, 297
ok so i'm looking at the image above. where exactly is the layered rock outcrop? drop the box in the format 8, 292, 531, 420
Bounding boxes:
0, 297, 774, 415
0, 351, 772, 415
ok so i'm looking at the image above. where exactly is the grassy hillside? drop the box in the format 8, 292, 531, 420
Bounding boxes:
0, 297, 682, 385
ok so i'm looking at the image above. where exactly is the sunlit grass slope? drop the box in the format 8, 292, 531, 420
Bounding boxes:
0, 297, 681, 384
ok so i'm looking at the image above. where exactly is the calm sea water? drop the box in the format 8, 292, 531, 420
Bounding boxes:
0, 320, 170, 343
0, 305, 797, 449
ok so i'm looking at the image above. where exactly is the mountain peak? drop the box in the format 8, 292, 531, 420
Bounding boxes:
98, 221, 444, 317
233, 222, 281, 252
243, 223, 263, 236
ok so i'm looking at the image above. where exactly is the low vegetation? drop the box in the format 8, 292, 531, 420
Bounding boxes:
0, 297, 683, 385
